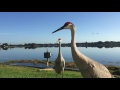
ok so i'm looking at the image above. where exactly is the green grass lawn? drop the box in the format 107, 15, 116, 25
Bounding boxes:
0, 64, 83, 78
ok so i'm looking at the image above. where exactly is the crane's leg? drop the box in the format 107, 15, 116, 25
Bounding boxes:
56, 73, 58, 78
62, 72, 63, 78
62, 68, 64, 78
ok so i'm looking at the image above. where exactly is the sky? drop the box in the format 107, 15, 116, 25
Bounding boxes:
0, 12, 120, 44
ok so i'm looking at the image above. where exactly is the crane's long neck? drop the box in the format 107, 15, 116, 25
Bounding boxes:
71, 27, 77, 49
71, 27, 89, 70
71, 31, 75, 45
58, 42, 62, 58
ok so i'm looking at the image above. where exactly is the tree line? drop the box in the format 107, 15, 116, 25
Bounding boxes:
1, 41, 120, 49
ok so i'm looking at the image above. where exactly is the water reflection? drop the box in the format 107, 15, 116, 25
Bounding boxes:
0, 47, 120, 66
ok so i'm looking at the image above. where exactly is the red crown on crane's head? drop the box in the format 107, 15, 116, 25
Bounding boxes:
64, 22, 72, 26
58, 38, 61, 41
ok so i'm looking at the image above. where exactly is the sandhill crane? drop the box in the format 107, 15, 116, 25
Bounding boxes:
52, 22, 114, 78
54, 38, 65, 78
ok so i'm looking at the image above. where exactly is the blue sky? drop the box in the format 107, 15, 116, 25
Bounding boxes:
0, 12, 120, 44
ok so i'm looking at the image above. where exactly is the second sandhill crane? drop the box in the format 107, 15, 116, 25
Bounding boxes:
54, 38, 65, 78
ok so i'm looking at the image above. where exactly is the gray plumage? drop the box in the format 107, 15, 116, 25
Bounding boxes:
52, 22, 114, 78
54, 38, 65, 78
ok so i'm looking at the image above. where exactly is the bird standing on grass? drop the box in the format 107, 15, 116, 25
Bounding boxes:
54, 38, 65, 78
52, 22, 114, 78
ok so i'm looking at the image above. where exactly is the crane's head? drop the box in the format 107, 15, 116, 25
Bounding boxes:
57, 38, 62, 43
52, 22, 75, 34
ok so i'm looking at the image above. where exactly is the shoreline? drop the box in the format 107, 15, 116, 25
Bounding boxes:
1, 59, 120, 78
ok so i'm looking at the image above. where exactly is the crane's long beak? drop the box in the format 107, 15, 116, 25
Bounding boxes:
52, 26, 64, 34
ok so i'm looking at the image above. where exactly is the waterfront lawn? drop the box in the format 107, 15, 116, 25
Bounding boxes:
0, 64, 82, 78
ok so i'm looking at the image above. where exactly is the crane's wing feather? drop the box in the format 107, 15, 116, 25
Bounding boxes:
87, 60, 113, 78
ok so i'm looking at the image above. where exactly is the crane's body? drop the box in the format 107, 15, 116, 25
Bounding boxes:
54, 38, 65, 78
52, 22, 114, 78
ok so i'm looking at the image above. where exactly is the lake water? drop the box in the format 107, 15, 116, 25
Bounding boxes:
0, 47, 120, 67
